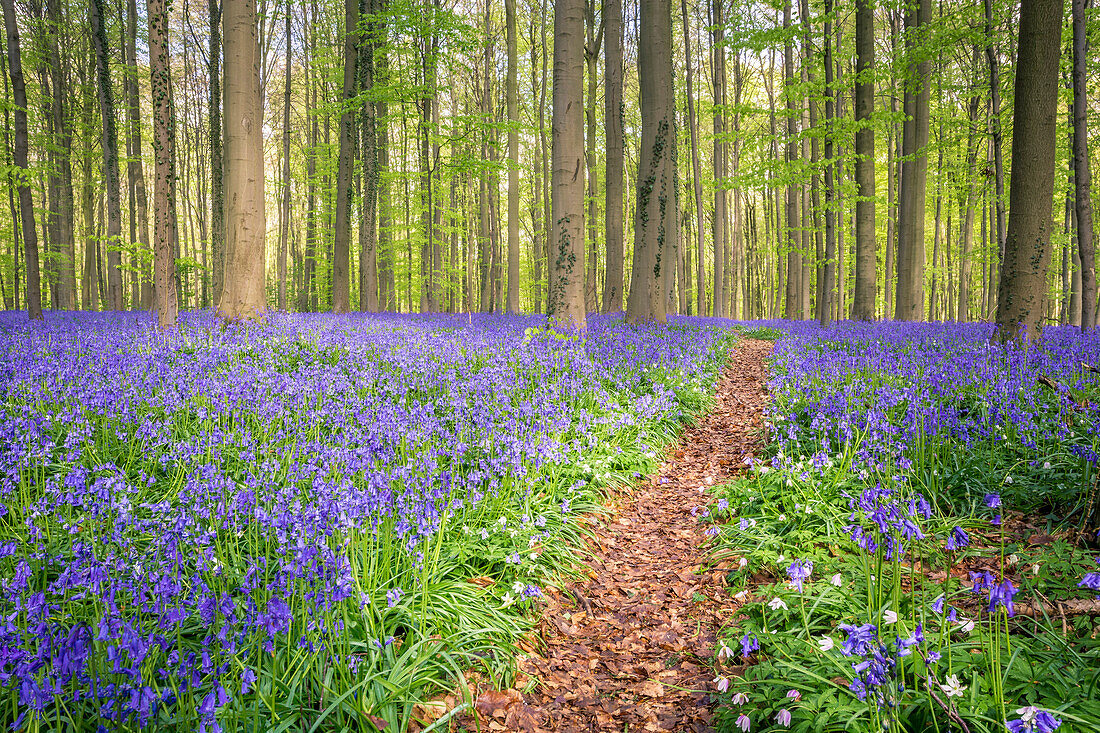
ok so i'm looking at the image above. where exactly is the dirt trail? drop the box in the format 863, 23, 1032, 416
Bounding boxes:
466, 339, 773, 733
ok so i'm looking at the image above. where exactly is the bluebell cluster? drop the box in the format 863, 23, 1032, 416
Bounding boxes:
0, 309, 735, 729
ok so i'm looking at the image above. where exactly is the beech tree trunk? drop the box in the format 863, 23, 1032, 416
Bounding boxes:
90, 0, 124, 310
680, 0, 704, 316
957, 56, 981, 323
548, 0, 587, 330
602, 0, 624, 313
209, 0, 225, 305
851, 0, 876, 320
148, 0, 177, 330
506, 0, 520, 312
626, 0, 676, 324
218, 0, 266, 322
993, 0, 1063, 342
359, 0, 380, 312
2, 0, 41, 319
1071, 0, 1095, 330
783, 0, 801, 319
711, 0, 727, 318
332, 0, 358, 313
278, 0, 291, 311
820, 0, 837, 326
894, 0, 930, 321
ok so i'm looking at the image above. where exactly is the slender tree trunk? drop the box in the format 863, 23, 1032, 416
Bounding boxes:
601, 0, 624, 313
783, 1, 801, 319
680, 0, 704, 317
46, 0, 75, 309
851, 0, 876, 320
89, 0, 124, 310
1, 51, 19, 312
300, 4, 317, 312
3, 0, 41, 318
376, 0, 394, 310
894, 0, 930, 321
626, 0, 675, 324
505, 0, 520, 312
278, 0, 291, 311
1071, 0, 1095, 330
548, 0, 587, 329
583, 0, 601, 313
993, 0, 1063, 342
218, 0, 266, 321
711, 0, 727, 317
359, 0, 379, 312
820, 0, 836, 326
985, 0, 1006, 275
148, 0, 177, 329
332, 0, 358, 313
958, 63, 981, 323
209, 0, 224, 304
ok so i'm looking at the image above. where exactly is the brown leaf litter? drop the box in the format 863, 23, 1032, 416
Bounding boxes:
452, 338, 774, 733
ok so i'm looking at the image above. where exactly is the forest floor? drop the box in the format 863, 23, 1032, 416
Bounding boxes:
458, 339, 773, 733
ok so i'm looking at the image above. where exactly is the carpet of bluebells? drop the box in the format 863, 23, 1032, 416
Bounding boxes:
0, 310, 736, 731
708, 322, 1100, 733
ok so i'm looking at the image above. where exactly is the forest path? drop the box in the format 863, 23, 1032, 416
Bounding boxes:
471, 338, 773, 733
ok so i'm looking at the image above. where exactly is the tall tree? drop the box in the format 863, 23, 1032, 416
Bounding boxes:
680, 0, 704, 316
711, 0, 727, 317
277, 0, 291, 311
218, 0, 266, 321
583, 0, 602, 312
126, 0, 152, 308
894, 0, 930, 321
90, 0, 124, 310
505, 0, 520, 312
148, 0, 177, 329
360, 0, 380, 312
819, 0, 836, 326
2, 0, 41, 319
626, 0, 676, 323
209, 0, 224, 304
601, 0, 624, 313
851, 0, 876, 320
1071, 0, 1095, 330
782, 0, 801, 319
993, 0, 1063, 342
332, 0, 358, 313
548, 0, 586, 329
985, 0, 1006, 274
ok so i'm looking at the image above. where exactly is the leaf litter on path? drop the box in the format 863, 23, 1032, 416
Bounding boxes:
454, 338, 773, 733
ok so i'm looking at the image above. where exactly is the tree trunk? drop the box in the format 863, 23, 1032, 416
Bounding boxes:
583, 0, 601, 314
783, 0, 800, 320
376, 0, 394, 310
820, 0, 836, 326
278, 0, 291, 311
218, 0, 266, 321
359, 0, 380, 312
209, 0, 224, 304
894, 0, 930, 321
626, 0, 675, 324
985, 0, 1006, 275
992, 0, 1063, 342
851, 0, 876, 320
2, 0, 41, 319
548, 0, 587, 329
680, 0, 704, 317
333, 0, 358, 313
711, 0, 727, 318
1071, 0, 1095, 330
148, 0, 177, 329
300, 3, 317, 312
602, 0, 624, 313
506, 0, 520, 312
957, 61, 981, 323
89, 0, 124, 310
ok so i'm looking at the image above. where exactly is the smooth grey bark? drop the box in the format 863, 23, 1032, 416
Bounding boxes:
993, 0, 1063, 342
332, 0, 358, 313
148, 0, 177, 329
2, 0, 41, 318
548, 0, 587, 329
1071, 0, 1095, 330
602, 0, 624, 313
626, 0, 676, 324
851, 0, 876, 320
